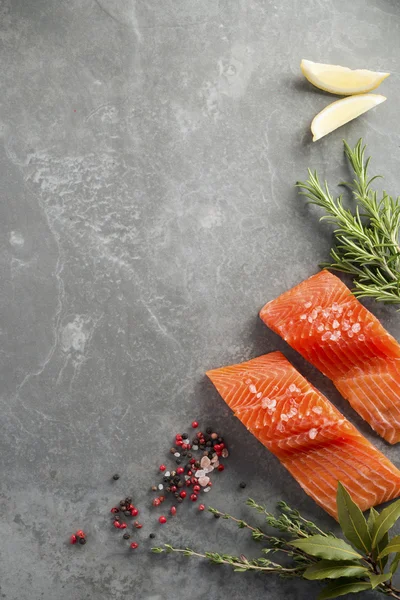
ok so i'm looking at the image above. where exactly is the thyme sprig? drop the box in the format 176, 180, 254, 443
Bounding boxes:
153, 484, 400, 599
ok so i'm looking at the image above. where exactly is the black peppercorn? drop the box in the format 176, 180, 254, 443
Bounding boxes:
170, 447, 176, 454
149, 533, 156, 539
112, 474, 120, 480
239, 482, 247, 489
199, 445, 205, 450
206, 441, 212, 447
214, 513, 220, 519
175, 458, 182, 465
163, 476, 170, 483
206, 427, 212, 434
174, 492, 180, 498
114, 515, 121, 521
177, 497, 183, 504
125, 497, 132, 504
151, 485, 157, 492
124, 510, 131, 517
181, 433, 188, 439
123, 533, 131, 540
177, 480, 184, 488
119, 500, 126, 507
187, 452, 192, 458
166, 487, 171, 493
79, 537, 87, 544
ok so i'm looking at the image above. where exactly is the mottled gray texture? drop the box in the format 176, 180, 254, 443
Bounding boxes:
1, 0, 400, 598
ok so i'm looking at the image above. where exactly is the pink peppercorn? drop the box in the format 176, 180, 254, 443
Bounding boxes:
218, 464, 225, 472
199, 504, 205, 511
131, 508, 139, 516
192, 421, 199, 428
179, 491, 187, 499
159, 464, 166, 472
159, 516, 167, 524
190, 494, 198, 502
130, 542, 138, 550
70, 535, 77, 544
170, 506, 177, 516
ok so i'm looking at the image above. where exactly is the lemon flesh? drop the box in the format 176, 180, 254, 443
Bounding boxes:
301, 59, 389, 96
311, 94, 386, 142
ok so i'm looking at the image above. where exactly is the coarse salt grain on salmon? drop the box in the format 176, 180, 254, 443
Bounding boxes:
207, 352, 400, 518
260, 270, 400, 444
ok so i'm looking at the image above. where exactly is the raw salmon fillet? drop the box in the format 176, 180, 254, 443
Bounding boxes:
207, 352, 400, 518
260, 270, 400, 444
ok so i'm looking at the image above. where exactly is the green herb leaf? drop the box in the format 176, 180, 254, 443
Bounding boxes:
368, 572, 392, 589
289, 535, 362, 561
377, 535, 400, 559
371, 500, 400, 548
390, 552, 400, 575
367, 507, 378, 535
336, 482, 371, 554
303, 560, 368, 581
375, 531, 389, 570
317, 578, 372, 600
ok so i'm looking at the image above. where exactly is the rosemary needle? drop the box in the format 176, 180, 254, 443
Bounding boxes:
297, 139, 400, 304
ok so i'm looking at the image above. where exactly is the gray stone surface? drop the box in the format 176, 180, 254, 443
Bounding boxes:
1, 0, 400, 598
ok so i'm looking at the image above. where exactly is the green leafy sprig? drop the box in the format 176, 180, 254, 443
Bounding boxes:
152, 483, 400, 599
297, 139, 400, 304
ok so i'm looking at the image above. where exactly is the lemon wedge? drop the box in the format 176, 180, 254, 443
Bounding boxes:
301, 59, 389, 96
311, 94, 386, 142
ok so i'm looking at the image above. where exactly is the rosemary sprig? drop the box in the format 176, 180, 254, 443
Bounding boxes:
153, 484, 400, 599
297, 139, 400, 304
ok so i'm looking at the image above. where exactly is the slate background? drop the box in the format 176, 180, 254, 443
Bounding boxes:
1, 0, 400, 598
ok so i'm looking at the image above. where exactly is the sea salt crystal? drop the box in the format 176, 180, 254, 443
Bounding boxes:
201, 456, 211, 469
174, 452, 181, 457
358, 334, 365, 341
317, 324, 324, 332
287, 407, 297, 418
158, 484, 164, 490
262, 398, 276, 410
277, 422, 285, 432
332, 320, 340, 329
256, 392, 262, 399
192, 445, 198, 451
165, 471, 170, 477
312, 406, 322, 415
311, 309, 318, 320
332, 303, 339, 311
342, 321, 350, 331
352, 323, 361, 333
195, 470, 206, 478
308, 316, 314, 323
203, 487, 211, 493
347, 330, 354, 338
280, 413, 289, 422
249, 384, 257, 394
331, 331, 341, 342
300, 314, 307, 321
198, 476, 210, 487
322, 331, 332, 341
347, 310, 353, 316
309, 428, 318, 440
211, 455, 219, 463
288, 384, 297, 393
304, 301, 312, 308
245, 378, 252, 384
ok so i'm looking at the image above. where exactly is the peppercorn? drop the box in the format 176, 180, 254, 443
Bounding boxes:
151, 485, 157, 492
130, 542, 138, 549
166, 486, 171, 493
110, 507, 119, 514
163, 476, 170, 483
182, 450, 187, 457
159, 464, 166, 472
181, 433, 188, 439
112, 474, 120, 480
113, 521, 121, 529
218, 464, 225, 472
114, 515, 121, 521
206, 441, 212, 447
170, 447, 176, 454
134, 521, 143, 529
125, 496, 132, 504
70, 534, 77, 544
177, 481, 184, 488
120, 523, 127, 529
174, 492, 180, 498
239, 482, 247, 489
123, 533, 131, 540
179, 491, 187, 499
149, 533, 156, 539
124, 510, 131, 517
159, 516, 167, 524
175, 458, 182, 465
214, 513, 220, 519
79, 537, 87, 545
218, 437, 223, 443
171, 471, 177, 477
177, 497, 183, 503
187, 452, 192, 458
170, 485, 177, 493
206, 427, 212, 434
199, 504, 205, 511
195, 461, 200, 468
170, 506, 177, 516
176, 467, 184, 475
131, 508, 139, 517
120, 500, 126, 507
211, 433, 218, 440
190, 494, 198, 502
